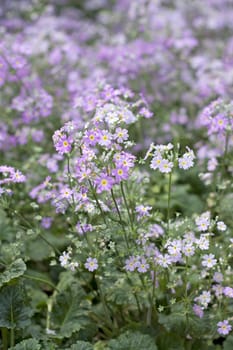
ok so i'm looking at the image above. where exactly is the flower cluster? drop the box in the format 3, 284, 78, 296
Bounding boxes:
147, 143, 195, 173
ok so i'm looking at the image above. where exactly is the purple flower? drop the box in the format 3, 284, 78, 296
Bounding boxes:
85, 257, 98, 272
41, 217, 53, 229
55, 136, 73, 155
217, 320, 232, 335
135, 205, 152, 218
125, 256, 139, 272
193, 304, 204, 318
95, 173, 114, 193
137, 258, 149, 273
112, 165, 129, 183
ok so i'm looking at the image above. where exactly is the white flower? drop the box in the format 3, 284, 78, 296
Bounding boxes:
217, 221, 227, 231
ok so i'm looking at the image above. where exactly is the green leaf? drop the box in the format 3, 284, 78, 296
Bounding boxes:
0, 258, 26, 288
0, 283, 31, 329
65, 341, 93, 350
50, 282, 90, 338
9, 338, 41, 350
108, 331, 157, 350
223, 335, 233, 350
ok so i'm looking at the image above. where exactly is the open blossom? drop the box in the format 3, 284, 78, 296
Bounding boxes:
195, 291, 211, 308
55, 136, 72, 155
195, 212, 210, 231
137, 258, 149, 273
59, 251, 71, 268
135, 205, 152, 218
217, 221, 227, 231
201, 254, 217, 269
84, 257, 98, 272
112, 165, 129, 183
217, 320, 232, 335
193, 304, 204, 318
95, 173, 114, 193
125, 256, 139, 272
158, 159, 173, 173
223, 287, 233, 298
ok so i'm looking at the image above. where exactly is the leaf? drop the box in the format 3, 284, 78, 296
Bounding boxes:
223, 335, 233, 350
108, 331, 157, 350
50, 282, 90, 338
0, 258, 27, 288
0, 283, 31, 329
65, 341, 93, 350
10, 338, 41, 350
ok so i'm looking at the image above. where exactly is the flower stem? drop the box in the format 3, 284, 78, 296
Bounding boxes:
1, 328, 8, 350
167, 171, 173, 234
88, 180, 107, 225
120, 182, 134, 230
111, 189, 130, 250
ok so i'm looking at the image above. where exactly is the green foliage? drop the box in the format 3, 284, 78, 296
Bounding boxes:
0, 283, 31, 329
9, 338, 41, 350
65, 340, 94, 350
0, 258, 26, 288
50, 277, 90, 338
223, 335, 233, 350
108, 331, 157, 350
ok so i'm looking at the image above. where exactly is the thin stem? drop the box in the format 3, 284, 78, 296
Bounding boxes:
38, 233, 61, 255
120, 182, 134, 230
167, 171, 173, 234
23, 274, 60, 292
88, 180, 107, 225
1, 328, 8, 350
10, 304, 14, 348
110, 188, 129, 250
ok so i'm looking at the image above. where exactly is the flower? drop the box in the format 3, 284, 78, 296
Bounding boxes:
217, 320, 232, 335
137, 258, 149, 273
84, 257, 98, 272
217, 221, 227, 231
59, 251, 71, 267
125, 256, 139, 272
95, 173, 114, 193
193, 304, 204, 318
158, 159, 173, 173
201, 254, 217, 269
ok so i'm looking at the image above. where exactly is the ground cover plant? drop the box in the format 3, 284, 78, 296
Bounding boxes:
0, 0, 233, 349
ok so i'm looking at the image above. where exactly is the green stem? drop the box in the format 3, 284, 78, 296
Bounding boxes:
38, 233, 61, 255
110, 189, 130, 250
95, 275, 114, 330
23, 274, 60, 292
167, 171, 173, 234
120, 182, 134, 230
1, 328, 8, 350
88, 180, 107, 225
10, 304, 14, 348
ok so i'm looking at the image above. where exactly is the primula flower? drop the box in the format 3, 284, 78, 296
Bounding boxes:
158, 159, 174, 173
193, 304, 204, 318
95, 173, 114, 193
137, 258, 149, 273
112, 165, 129, 183
202, 254, 217, 269
195, 291, 211, 308
195, 212, 210, 231
217, 221, 227, 231
223, 287, 233, 298
125, 256, 139, 272
217, 320, 232, 335
85, 257, 98, 272
55, 136, 72, 155
135, 205, 152, 218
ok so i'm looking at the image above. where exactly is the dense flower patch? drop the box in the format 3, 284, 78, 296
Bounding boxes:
0, 1, 233, 349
